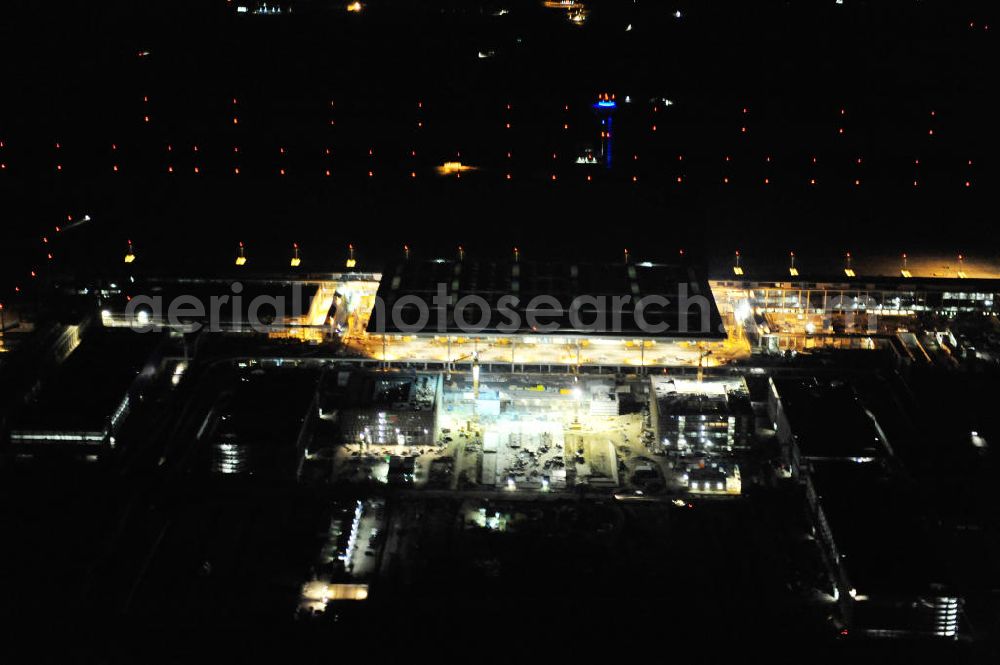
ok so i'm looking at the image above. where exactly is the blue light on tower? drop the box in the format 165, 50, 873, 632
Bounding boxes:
593, 94, 616, 168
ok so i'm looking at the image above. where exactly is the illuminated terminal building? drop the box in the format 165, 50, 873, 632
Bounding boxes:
711, 260, 1000, 356
714, 274, 1000, 318
92, 249, 1000, 370
368, 257, 727, 370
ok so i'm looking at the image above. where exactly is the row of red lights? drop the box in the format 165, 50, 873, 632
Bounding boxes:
0, 166, 976, 188
1, 99, 958, 173
129, 95, 952, 135
0, 143, 978, 175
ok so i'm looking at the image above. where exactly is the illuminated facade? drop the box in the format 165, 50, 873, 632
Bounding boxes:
649, 376, 752, 453
320, 370, 441, 446
365, 258, 732, 369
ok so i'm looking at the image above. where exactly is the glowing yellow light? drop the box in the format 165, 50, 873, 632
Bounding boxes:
436, 161, 476, 176
346, 1, 362, 12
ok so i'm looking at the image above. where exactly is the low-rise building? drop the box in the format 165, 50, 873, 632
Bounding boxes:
649, 376, 753, 453
319, 369, 441, 446
807, 461, 959, 638
768, 376, 884, 471
7, 329, 161, 457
